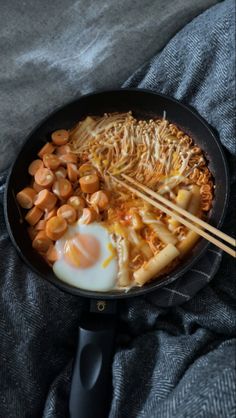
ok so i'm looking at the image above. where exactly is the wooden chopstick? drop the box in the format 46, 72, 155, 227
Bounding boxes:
113, 176, 236, 258
122, 174, 236, 247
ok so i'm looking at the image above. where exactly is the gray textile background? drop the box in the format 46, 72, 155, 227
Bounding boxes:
0, 0, 219, 172
0, 1, 236, 418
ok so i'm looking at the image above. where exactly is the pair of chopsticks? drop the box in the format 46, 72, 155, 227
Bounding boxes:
113, 174, 236, 258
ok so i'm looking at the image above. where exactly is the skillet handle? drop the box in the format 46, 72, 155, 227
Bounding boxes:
69, 313, 116, 418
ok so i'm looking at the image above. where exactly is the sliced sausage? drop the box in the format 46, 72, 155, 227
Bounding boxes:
28, 159, 44, 176
44, 207, 58, 221
78, 163, 96, 177
79, 174, 99, 194
90, 190, 109, 210
34, 189, 57, 211
67, 196, 85, 217
43, 154, 61, 170
57, 204, 77, 224
16, 187, 37, 209
54, 167, 67, 179
51, 129, 69, 146
45, 216, 68, 240
35, 167, 55, 188
46, 245, 58, 263
38, 142, 55, 158
67, 163, 78, 182
35, 220, 46, 231
52, 179, 73, 200
55, 145, 71, 156
25, 206, 43, 225
32, 181, 45, 193
67, 196, 85, 210
32, 231, 52, 253
78, 208, 97, 224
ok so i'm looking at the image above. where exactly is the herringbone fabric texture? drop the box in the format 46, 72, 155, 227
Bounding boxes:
0, 1, 235, 418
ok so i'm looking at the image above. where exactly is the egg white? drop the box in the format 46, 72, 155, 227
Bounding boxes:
53, 222, 118, 291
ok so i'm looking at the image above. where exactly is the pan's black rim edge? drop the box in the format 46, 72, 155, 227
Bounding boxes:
3, 88, 230, 300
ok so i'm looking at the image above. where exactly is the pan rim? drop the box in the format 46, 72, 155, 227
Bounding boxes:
4, 88, 230, 300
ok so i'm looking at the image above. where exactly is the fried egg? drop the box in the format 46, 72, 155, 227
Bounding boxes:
53, 222, 118, 291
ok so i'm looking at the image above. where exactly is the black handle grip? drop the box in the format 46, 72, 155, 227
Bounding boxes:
69, 313, 116, 418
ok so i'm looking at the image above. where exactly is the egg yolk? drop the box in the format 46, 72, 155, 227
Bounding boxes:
64, 233, 101, 268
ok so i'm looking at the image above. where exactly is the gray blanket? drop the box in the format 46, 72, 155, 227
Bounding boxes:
0, 0, 218, 172
0, 1, 235, 417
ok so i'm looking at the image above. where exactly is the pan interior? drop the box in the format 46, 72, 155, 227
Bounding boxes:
4, 89, 229, 299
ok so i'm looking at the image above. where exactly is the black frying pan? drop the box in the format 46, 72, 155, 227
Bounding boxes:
4, 89, 229, 418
